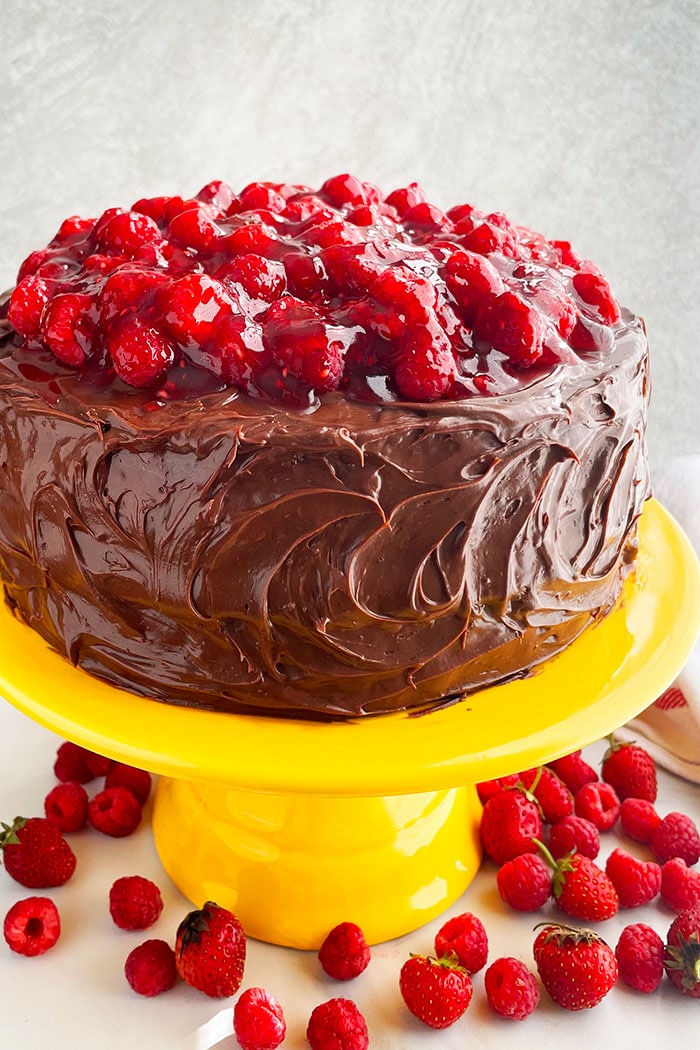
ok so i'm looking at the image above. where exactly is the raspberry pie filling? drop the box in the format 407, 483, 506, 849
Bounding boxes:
0, 176, 650, 718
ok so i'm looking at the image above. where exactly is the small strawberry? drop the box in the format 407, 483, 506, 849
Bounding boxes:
124, 939, 178, 996
175, 901, 246, 998
547, 751, 598, 795
480, 787, 542, 865
605, 848, 661, 908
650, 811, 700, 866
497, 854, 553, 912
615, 924, 664, 993
620, 797, 661, 844
548, 815, 600, 860
306, 998, 368, 1050
399, 953, 473, 1029
1, 817, 76, 888
601, 735, 657, 802
537, 841, 618, 922
520, 767, 573, 824
318, 922, 370, 980
484, 956, 540, 1020
574, 781, 620, 831
664, 909, 700, 997
533, 922, 618, 1010
3, 896, 61, 956
660, 858, 700, 914
234, 987, 286, 1050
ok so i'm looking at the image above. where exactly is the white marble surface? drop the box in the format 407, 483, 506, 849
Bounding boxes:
0, 0, 699, 468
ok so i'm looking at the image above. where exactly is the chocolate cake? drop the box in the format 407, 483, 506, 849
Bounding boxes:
0, 176, 650, 718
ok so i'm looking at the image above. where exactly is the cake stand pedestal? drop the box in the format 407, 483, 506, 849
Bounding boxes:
1, 501, 699, 949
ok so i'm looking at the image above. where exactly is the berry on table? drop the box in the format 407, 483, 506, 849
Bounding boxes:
574, 781, 621, 831
476, 774, 519, 806
175, 900, 246, 998
615, 924, 664, 993
650, 811, 700, 866
399, 953, 473, 1029
664, 909, 700, 997
3, 896, 61, 956
104, 763, 152, 806
536, 840, 618, 922
533, 922, 618, 1010
497, 853, 553, 912
547, 751, 598, 795
124, 939, 178, 996
233, 987, 286, 1050
88, 786, 142, 837
604, 848, 661, 908
109, 875, 163, 930
548, 815, 600, 860
519, 767, 573, 824
306, 997, 369, 1050
53, 741, 103, 784
434, 911, 488, 973
43, 782, 89, 833
318, 921, 370, 980
660, 858, 700, 914
619, 797, 661, 844
601, 736, 657, 802
484, 956, 540, 1020
0, 816, 76, 888
479, 787, 543, 865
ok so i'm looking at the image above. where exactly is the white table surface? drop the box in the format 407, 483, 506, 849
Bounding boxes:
1, 697, 699, 1050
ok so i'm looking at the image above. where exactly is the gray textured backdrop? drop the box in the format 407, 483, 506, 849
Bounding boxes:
1, 0, 698, 467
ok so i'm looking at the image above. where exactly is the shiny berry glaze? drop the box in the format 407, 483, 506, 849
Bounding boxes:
5, 176, 624, 406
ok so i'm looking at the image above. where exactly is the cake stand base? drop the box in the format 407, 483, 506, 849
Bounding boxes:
1, 501, 699, 948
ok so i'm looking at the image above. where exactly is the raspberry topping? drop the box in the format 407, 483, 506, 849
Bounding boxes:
6, 177, 626, 406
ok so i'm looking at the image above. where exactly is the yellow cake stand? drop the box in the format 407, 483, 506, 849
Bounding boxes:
1, 500, 699, 948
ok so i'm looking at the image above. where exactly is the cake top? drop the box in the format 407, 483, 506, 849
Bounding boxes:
4, 175, 624, 407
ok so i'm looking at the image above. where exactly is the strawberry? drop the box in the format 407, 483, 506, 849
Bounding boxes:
399, 954, 473, 1029
537, 840, 618, 921
664, 909, 700, 997
533, 922, 618, 1010
476, 774, 519, 805
175, 901, 246, 998
480, 787, 542, 865
1, 816, 76, 888
601, 735, 657, 802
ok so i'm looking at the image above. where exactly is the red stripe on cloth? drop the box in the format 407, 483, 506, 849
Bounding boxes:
654, 686, 688, 710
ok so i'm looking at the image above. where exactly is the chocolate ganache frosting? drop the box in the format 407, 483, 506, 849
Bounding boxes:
0, 313, 649, 718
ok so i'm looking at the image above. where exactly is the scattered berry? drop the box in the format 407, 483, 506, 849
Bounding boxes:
601, 736, 657, 802
620, 797, 661, 844
3, 896, 61, 956
664, 909, 700, 997
124, 939, 178, 996
484, 956, 540, 1020
88, 786, 142, 837
605, 848, 661, 908
175, 900, 246, 998
497, 854, 552, 912
109, 875, 163, 930
520, 767, 573, 824
548, 751, 598, 795
43, 782, 89, 832
537, 841, 618, 922
53, 741, 100, 784
533, 922, 618, 1010
548, 815, 600, 860
399, 954, 473, 1029
574, 781, 620, 831
660, 858, 700, 914
306, 997, 369, 1050
318, 921, 370, 980
615, 924, 664, 993
434, 912, 488, 973
480, 788, 543, 865
104, 763, 152, 806
476, 774, 519, 806
0, 817, 76, 888
234, 987, 286, 1050
650, 812, 700, 866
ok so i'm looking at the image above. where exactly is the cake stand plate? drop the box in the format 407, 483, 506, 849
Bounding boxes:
1, 500, 699, 947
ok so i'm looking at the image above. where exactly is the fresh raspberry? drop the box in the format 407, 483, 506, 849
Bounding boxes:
109, 875, 163, 930
520, 767, 573, 824
572, 270, 620, 325
175, 901, 246, 998
476, 774, 520, 805
306, 997, 369, 1050
124, 939, 178, 996
8, 275, 51, 337
3, 896, 61, 956
538, 841, 618, 922
318, 921, 370, 980
88, 786, 142, 837
475, 291, 546, 367
533, 923, 617, 1010
434, 912, 488, 973
547, 751, 598, 795
650, 812, 700, 866
480, 788, 543, 866
0, 817, 76, 888
43, 782, 89, 832
83, 751, 113, 778
496, 853, 552, 911
54, 741, 102, 784
41, 292, 95, 366
615, 924, 664, 993
660, 858, 700, 913
664, 909, 700, 997
601, 736, 657, 802
484, 956, 540, 1020
574, 781, 620, 831
233, 987, 286, 1050
619, 797, 661, 844
399, 954, 473, 1029
548, 816, 600, 860
104, 763, 152, 806
107, 315, 176, 387
605, 848, 661, 908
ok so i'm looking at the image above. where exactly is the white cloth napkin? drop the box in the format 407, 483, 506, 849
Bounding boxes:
618, 455, 700, 782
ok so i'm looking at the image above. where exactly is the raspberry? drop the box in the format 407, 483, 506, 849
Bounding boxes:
167, 206, 222, 252
574, 781, 620, 831
8, 275, 51, 337
124, 939, 178, 996
212, 315, 269, 385
54, 215, 95, 242
3, 897, 61, 956
660, 858, 700, 913
196, 179, 236, 213
239, 183, 287, 214
88, 786, 142, 837
54, 741, 98, 784
547, 751, 598, 794
384, 183, 427, 216
109, 875, 163, 930
43, 782, 89, 832
434, 912, 488, 973
159, 273, 236, 347
476, 774, 520, 805
321, 173, 369, 208
548, 816, 600, 860
263, 297, 344, 393
475, 291, 545, 367
620, 797, 661, 844
497, 853, 552, 911
104, 763, 152, 806
17, 248, 54, 281
96, 210, 162, 255
572, 270, 620, 325
442, 249, 504, 325
393, 333, 457, 401
217, 254, 286, 306
98, 267, 167, 325
480, 787, 543, 865
605, 848, 661, 907
83, 751, 113, 778
107, 315, 175, 387
318, 922, 370, 980
484, 957, 540, 1020
650, 812, 700, 866
233, 987, 286, 1050
402, 202, 449, 232
306, 997, 369, 1050
520, 768, 573, 824
615, 924, 664, 993
41, 292, 95, 366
